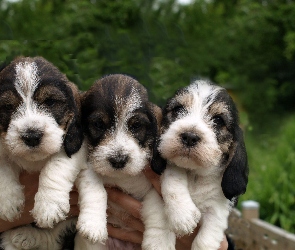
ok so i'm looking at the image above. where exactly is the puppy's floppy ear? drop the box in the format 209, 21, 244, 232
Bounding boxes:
148, 103, 167, 175
64, 117, 83, 157
221, 126, 248, 200
63, 85, 84, 157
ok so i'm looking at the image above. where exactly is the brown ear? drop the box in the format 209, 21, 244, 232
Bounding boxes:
221, 126, 248, 200
148, 103, 167, 175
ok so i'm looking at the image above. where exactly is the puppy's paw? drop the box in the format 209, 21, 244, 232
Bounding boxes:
77, 218, 108, 244
32, 196, 69, 228
10, 228, 38, 250
0, 190, 24, 221
142, 228, 176, 250
167, 203, 201, 236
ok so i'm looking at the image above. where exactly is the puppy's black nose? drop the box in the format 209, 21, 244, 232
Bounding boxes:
108, 155, 129, 169
181, 132, 200, 147
21, 129, 43, 147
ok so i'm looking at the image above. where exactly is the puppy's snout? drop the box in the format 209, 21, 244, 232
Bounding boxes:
21, 129, 43, 147
108, 154, 129, 169
180, 132, 200, 148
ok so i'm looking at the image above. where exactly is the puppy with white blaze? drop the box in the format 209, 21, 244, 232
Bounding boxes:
0, 56, 85, 248
154, 80, 248, 250
74, 74, 175, 250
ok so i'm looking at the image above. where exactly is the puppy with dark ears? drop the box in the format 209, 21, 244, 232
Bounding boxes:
155, 80, 248, 250
74, 74, 175, 249
0, 56, 85, 228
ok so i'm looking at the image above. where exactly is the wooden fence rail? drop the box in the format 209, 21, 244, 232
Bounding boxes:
226, 201, 295, 250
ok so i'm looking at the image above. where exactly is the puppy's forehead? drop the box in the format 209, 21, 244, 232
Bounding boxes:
174, 80, 223, 109
14, 59, 39, 98
89, 74, 148, 115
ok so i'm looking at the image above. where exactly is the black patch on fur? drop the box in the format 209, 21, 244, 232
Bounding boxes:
0, 59, 20, 132
64, 119, 84, 157
151, 138, 167, 174
0, 234, 3, 250
221, 125, 248, 200
57, 220, 77, 250
211, 89, 249, 200
209, 89, 239, 131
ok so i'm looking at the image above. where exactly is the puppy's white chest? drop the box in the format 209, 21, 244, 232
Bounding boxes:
188, 173, 224, 208
103, 173, 152, 200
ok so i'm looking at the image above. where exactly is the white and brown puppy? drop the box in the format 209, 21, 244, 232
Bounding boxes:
154, 80, 248, 250
74, 74, 174, 249
0, 56, 85, 228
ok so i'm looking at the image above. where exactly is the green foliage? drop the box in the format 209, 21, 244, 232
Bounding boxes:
241, 114, 295, 233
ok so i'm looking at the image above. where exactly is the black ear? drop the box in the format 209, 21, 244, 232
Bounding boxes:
151, 139, 167, 175
147, 103, 167, 175
64, 117, 84, 157
221, 126, 248, 200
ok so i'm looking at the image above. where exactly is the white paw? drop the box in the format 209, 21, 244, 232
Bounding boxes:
142, 229, 176, 250
0, 190, 24, 222
192, 236, 220, 250
167, 204, 201, 236
31, 194, 70, 228
10, 228, 38, 249
76, 218, 108, 244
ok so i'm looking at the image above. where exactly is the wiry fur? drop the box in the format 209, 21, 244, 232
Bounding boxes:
0, 56, 85, 249
76, 74, 175, 249
155, 80, 248, 250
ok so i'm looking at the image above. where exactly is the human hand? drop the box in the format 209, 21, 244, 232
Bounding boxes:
0, 171, 79, 233
105, 187, 144, 245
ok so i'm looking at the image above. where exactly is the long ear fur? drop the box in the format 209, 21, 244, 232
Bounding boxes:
148, 103, 167, 175
63, 85, 84, 157
64, 117, 83, 157
221, 126, 248, 200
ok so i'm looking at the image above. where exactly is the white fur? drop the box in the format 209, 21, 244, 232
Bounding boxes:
159, 80, 234, 250
5, 112, 64, 162
75, 166, 108, 245
31, 143, 87, 228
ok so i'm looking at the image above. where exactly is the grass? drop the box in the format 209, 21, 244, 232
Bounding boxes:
239, 114, 295, 233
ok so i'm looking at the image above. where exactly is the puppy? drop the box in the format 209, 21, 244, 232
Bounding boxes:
74, 74, 175, 249
0, 56, 85, 247
154, 80, 248, 250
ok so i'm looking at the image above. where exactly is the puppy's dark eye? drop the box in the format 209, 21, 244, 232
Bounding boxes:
43, 98, 56, 107
171, 105, 185, 115
212, 115, 226, 127
93, 119, 106, 131
2, 104, 14, 112
130, 121, 143, 132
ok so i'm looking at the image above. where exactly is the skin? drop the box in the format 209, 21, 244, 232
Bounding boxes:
0, 170, 228, 250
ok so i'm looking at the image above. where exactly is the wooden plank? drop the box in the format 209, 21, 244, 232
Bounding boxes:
226, 209, 295, 250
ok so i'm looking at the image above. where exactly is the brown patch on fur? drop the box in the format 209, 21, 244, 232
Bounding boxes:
148, 103, 162, 131
207, 102, 228, 117
0, 90, 21, 111
175, 92, 194, 110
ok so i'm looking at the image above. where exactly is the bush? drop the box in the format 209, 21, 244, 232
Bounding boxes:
241, 114, 295, 233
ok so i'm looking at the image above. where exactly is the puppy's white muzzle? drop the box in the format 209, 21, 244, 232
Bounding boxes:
5, 111, 64, 161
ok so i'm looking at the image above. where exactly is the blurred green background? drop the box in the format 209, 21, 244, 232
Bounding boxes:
1, 0, 295, 233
